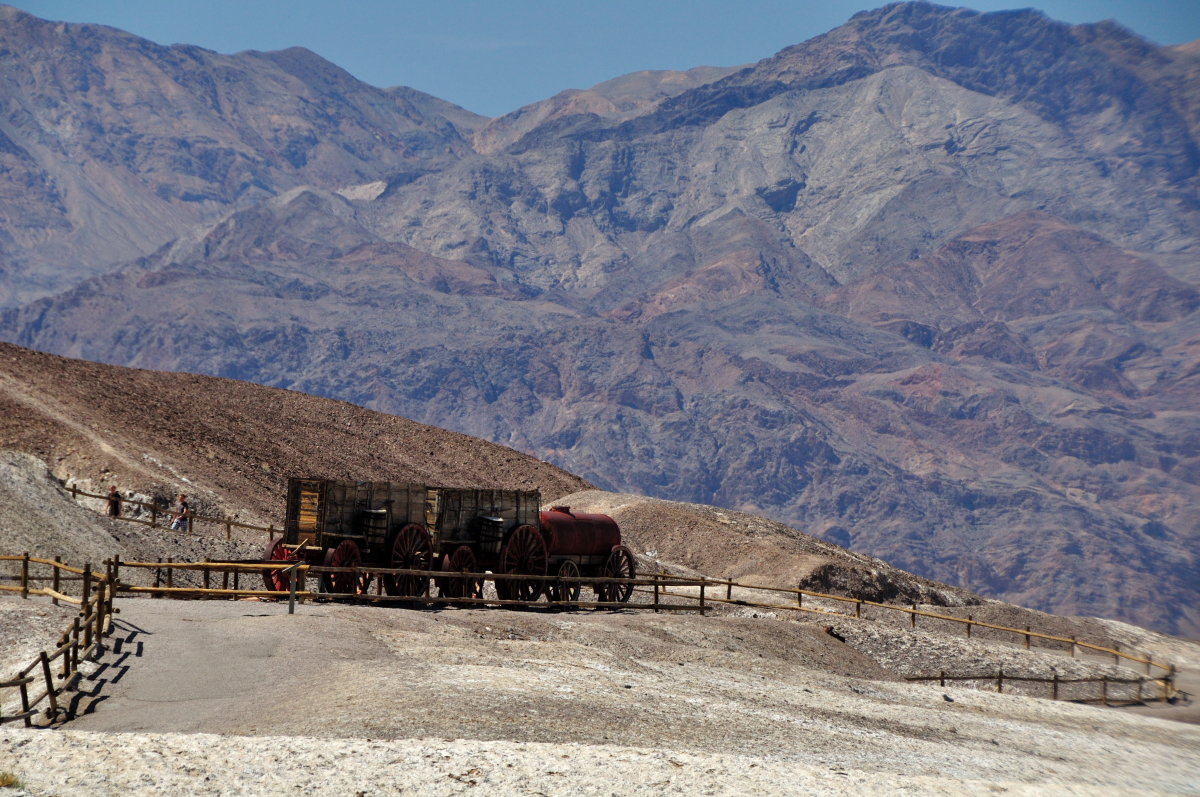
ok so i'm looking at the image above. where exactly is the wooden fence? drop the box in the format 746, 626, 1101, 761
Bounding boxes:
0, 556, 116, 725
904, 670, 1169, 705
64, 487, 1177, 680
65, 486, 279, 541
641, 579, 1177, 682
56, 487, 1186, 688
1, 553, 1179, 714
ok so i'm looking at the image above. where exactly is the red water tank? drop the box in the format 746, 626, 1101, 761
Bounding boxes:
538, 506, 621, 556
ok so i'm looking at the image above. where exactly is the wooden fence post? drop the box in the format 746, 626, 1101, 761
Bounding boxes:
94, 569, 105, 654
699, 579, 706, 616
653, 573, 660, 613
1070, 637, 1076, 658
39, 652, 59, 720
234, 568, 239, 591
911, 605, 916, 628
1024, 625, 1030, 650
81, 563, 91, 609
797, 589, 802, 610
82, 604, 93, 662
966, 614, 972, 639
268, 524, 275, 541
20, 552, 29, 599
855, 600, 861, 619
939, 670, 945, 688
726, 578, 732, 600
70, 617, 80, 675
18, 680, 31, 727
166, 557, 173, 589
203, 560, 210, 591
52, 556, 61, 605
1052, 672, 1059, 700
105, 565, 115, 630
222, 568, 229, 591
150, 505, 157, 527
225, 517, 232, 540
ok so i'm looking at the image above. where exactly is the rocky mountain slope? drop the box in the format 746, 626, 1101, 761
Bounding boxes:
0, 4, 483, 306
2, 3, 1200, 635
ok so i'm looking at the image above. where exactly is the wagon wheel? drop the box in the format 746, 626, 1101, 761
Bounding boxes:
262, 536, 299, 592
599, 545, 636, 603
546, 560, 581, 605
438, 545, 481, 600
385, 523, 432, 597
322, 540, 364, 595
499, 525, 548, 603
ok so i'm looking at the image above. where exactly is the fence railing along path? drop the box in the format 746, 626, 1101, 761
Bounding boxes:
904, 670, 1168, 706
65, 485, 282, 540
2, 553, 1179, 713
0, 555, 116, 725
638, 578, 1177, 682
58, 488, 1181, 688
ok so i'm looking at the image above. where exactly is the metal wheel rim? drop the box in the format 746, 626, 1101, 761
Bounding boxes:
386, 524, 432, 597
262, 537, 298, 592
500, 525, 547, 602
328, 540, 362, 595
549, 559, 581, 604
440, 545, 479, 600
602, 546, 636, 603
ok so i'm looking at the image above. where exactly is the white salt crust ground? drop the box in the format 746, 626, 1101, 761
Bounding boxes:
2, 724, 1199, 797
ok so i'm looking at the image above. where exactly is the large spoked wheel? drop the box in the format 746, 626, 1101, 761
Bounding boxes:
438, 545, 481, 601
546, 559, 581, 605
499, 525, 548, 603
599, 545, 636, 604
262, 536, 299, 592
322, 540, 365, 595
386, 523, 432, 598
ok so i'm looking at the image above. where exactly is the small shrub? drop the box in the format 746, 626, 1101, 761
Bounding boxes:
0, 771, 23, 789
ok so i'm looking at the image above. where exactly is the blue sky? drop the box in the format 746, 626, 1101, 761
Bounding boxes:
17, 1, 1200, 117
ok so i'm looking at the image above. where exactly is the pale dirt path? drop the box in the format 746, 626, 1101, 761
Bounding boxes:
1, 598, 1197, 795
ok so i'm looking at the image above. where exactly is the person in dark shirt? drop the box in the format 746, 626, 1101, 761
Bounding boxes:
170, 494, 189, 531
106, 486, 122, 518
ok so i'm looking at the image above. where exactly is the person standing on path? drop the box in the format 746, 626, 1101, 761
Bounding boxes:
170, 494, 189, 532
106, 485, 122, 518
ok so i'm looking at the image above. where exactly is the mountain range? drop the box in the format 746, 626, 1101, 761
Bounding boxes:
1, 2, 1199, 635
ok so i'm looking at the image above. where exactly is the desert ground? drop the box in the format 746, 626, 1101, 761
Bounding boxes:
1, 593, 1198, 796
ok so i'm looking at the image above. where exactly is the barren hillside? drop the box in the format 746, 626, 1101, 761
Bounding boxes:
0, 341, 587, 525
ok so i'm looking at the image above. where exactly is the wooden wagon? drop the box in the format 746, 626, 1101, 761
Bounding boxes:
264, 478, 635, 603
